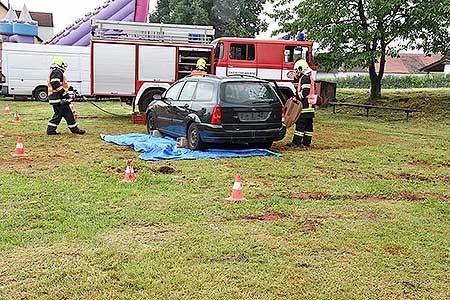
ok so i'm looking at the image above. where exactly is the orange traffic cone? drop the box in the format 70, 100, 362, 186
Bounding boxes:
4, 103, 11, 115
123, 159, 135, 183
69, 103, 77, 118
227, 173, 246, 201
12, 111, 20, 123
12, 136, 28, 157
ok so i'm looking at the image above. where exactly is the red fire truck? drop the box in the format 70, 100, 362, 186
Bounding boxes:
91, 20, 316, 112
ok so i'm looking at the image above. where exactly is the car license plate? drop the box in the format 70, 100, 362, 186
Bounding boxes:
238, 111, 270, 121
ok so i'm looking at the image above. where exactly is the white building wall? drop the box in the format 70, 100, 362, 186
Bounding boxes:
444, 64, 450, 74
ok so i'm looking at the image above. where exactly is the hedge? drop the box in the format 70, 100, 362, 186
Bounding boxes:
328, 74, 450, 89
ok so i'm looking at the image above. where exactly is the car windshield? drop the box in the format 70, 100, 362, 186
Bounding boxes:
220, 82, 279, 105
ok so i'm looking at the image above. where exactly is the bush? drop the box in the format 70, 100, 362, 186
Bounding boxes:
329, 74, 450, 89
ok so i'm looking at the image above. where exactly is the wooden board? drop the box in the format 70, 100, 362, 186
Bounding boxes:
284, 97, 303, 128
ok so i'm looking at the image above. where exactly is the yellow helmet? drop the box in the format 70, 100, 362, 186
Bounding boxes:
52, 57, 68, 71
196, 58, 207, 71
294, 59, 309, 73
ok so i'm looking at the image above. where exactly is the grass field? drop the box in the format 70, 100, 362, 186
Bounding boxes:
0, 89, 449, 299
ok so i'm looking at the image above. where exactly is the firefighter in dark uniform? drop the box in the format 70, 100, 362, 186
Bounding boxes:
191, 58, 208, 76
47, 57, 86, 135
287, 59, 315, 147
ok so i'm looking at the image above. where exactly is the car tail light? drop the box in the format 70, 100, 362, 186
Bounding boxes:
211, 104, 222, 125
281, 105, 286, 123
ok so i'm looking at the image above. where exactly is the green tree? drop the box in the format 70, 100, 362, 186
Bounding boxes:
149, 0, 268, 38
269, 0, 450, 103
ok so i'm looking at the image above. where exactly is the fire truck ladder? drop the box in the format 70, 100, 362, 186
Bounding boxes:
91, 20, 215, 44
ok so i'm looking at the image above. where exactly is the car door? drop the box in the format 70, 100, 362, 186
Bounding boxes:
190, 81, 217, 124
157, 81, 184, 135
171, 80, 198, 136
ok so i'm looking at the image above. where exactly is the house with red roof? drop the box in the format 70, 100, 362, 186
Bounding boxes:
318, 53, 445, 79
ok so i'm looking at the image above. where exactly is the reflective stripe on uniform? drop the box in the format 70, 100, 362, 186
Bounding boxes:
305, 132, 313, 137
48, 122, 58, 127
302, 108, 315, 113
294, 131, 304, 137
68, 123, 78, 128
301, 84, 311, 89
49, 99, 62, 104
50, 78, 61, 83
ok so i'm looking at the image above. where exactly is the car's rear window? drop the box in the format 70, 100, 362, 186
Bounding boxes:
220, 82, 279, 105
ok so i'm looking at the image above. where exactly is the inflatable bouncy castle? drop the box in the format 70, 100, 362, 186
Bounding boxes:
47, 0, 149, 46
0, 5, 39, 44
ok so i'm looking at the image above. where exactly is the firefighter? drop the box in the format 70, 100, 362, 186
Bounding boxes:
47, 57, 86, 135
191, 58, 208, 76
287, 59, 314, 147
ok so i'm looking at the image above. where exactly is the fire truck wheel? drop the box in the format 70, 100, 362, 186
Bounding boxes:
34, 86, 49, 102
138, 89, 163, 112
187, 123, 205, 150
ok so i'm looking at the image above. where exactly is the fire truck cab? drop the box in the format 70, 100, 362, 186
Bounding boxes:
212, 38, 316, 101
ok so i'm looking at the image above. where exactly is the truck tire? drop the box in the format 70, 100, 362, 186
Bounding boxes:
138, 89, 163, 112
34, 86, 48, 102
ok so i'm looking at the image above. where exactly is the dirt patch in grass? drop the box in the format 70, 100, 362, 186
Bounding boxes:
398, 173, 431, 182
394, 192, 426, 202
222, 254, 249, 263
300, 219, 323, 233
410, 160, 434, 168
402, 281, 418, 291
291, 192, 329, 201
154, 166, 176, 174
101, 223, 176, 246
359, 195, 387, 202
242, 211, 287, 222
315, 166, 333, 173
387, 245, 402, 256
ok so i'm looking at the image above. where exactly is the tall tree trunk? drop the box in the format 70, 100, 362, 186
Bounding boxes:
368, 63, 381, 104
368, 52, 386, 104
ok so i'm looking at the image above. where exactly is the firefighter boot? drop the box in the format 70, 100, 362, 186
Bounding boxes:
47, 126, 60, 135
70, 126, 86, 135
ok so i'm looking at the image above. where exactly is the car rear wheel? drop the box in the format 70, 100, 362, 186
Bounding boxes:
34, 86, 48, 102
187, 123, 205, 150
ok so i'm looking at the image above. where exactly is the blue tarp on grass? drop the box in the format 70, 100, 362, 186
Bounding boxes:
101, 133, 281, 161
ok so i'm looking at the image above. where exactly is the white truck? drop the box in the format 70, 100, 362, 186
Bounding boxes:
0, 42, 90, 101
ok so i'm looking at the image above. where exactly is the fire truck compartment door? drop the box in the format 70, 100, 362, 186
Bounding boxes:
139, 46, 176, 82
93, 43, 136, 95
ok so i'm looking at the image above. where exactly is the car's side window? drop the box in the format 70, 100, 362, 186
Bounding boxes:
193, 82, 215, 102
178, 81, 198, 101
165, 82, 184, 101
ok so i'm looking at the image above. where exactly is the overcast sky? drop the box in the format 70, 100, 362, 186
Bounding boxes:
4, 0, 274, 38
